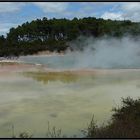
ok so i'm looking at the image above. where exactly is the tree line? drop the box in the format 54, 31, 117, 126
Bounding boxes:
1, 17, 140, 57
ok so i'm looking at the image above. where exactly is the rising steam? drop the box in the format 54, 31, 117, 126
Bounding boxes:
20, 36, 140, 69
66, 36, 140, 69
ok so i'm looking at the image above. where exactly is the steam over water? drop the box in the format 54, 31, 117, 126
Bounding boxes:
20, 36, 140, 69
1, 36, 140, 137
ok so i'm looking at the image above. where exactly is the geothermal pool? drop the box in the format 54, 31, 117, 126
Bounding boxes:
0, 55, 140, 137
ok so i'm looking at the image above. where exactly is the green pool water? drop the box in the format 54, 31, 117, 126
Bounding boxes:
0, 69, 140, 137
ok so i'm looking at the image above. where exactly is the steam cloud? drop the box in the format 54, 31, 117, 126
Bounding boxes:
20, 36, 140, 69
66, 36, 140, 69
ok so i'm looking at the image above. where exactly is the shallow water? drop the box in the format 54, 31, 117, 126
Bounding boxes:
20, 55, 140, 69
20, 55, 76, 70
0, 67, 140, 137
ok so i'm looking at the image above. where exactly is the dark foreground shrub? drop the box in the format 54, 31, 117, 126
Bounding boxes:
84, 97, 140, 138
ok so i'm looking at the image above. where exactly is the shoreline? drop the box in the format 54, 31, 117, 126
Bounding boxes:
0, 51, 66, 61
1, 54, 140, 74
1, 60, 140, 76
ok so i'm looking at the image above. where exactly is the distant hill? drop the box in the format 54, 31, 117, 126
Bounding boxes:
0, 17, 140, 57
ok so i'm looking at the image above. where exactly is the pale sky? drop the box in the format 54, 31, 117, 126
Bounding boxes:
0, 2, 140, 35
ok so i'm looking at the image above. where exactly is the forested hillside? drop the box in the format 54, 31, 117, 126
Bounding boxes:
1, 17, 140, 57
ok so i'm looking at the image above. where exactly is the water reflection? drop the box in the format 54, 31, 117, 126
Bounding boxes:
23, 71, 79, 84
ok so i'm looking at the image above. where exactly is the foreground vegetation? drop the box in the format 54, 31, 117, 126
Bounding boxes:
83, 97, 140, 138
8, 97, 140, 138
1, 17, 140, 56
